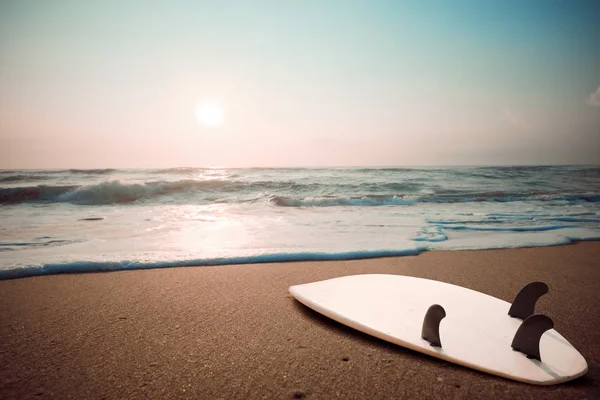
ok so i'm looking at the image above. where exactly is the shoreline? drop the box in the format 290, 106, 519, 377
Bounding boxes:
1, 242, 599, 398
2, 238, 600, 280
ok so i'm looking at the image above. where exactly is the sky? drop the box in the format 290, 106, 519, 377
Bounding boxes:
0, 0, 599, 168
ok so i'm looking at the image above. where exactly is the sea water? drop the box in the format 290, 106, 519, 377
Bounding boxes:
1, 166, 599, 279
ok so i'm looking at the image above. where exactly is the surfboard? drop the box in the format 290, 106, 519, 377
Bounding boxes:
289, 274, 587, 385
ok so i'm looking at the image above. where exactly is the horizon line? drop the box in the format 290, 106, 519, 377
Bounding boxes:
1, 163, 599, 171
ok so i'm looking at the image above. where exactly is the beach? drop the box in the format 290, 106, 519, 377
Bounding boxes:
1, 242, 598, 399
2, 0, 599, 397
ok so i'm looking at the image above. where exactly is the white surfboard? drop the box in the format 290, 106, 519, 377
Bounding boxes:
289, 274, 587, 385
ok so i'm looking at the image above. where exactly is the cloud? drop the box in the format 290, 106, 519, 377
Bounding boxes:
586, 87, 600, 107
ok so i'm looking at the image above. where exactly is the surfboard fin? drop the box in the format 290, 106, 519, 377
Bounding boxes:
508, 282, 548, 320
511, 314, 554, 361
421, 304, 446, 347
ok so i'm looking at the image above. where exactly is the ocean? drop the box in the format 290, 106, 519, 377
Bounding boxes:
1, 166, 599, 279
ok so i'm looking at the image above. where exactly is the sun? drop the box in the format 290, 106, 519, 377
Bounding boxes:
196, 101, 224, 127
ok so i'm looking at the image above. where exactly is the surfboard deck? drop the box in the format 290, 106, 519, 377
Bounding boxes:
289, 274, 587, 385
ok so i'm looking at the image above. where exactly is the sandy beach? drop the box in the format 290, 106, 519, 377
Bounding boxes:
1, 242, 599, 399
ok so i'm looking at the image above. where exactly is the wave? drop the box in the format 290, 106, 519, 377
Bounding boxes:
548, 217, 600, 223
269, 195, 416, 207
420, 191, 600, 204
0, 179, 325, 205
0, 174, 52, 183
269, 192, 600, 207
436, 224, 579, 232
3, 233, 600, 279
0, 181, 186, 205
0, 185, 80, 204
0, 179, 425, 206
0, 248, 424, 280
52, 180, 245, 205
352, 167, 435, 173
153, 167, 210, 174
0, 169, 118, 176
0, 170, 39, 175
2, 177, 599, 206
67, 168, 117, 174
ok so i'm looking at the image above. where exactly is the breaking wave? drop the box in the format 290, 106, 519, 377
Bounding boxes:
0, 180, 237, 205
269, 195, 416, 207
0, 179, 323, 205
1, 178, 599, 206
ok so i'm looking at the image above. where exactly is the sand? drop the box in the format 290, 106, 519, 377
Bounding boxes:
1, 242, 599, 399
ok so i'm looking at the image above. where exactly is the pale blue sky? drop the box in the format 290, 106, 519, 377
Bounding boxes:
1, 0, 599, 167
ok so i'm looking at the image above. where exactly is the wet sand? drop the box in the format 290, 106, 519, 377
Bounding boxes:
1, 242, 599, 399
